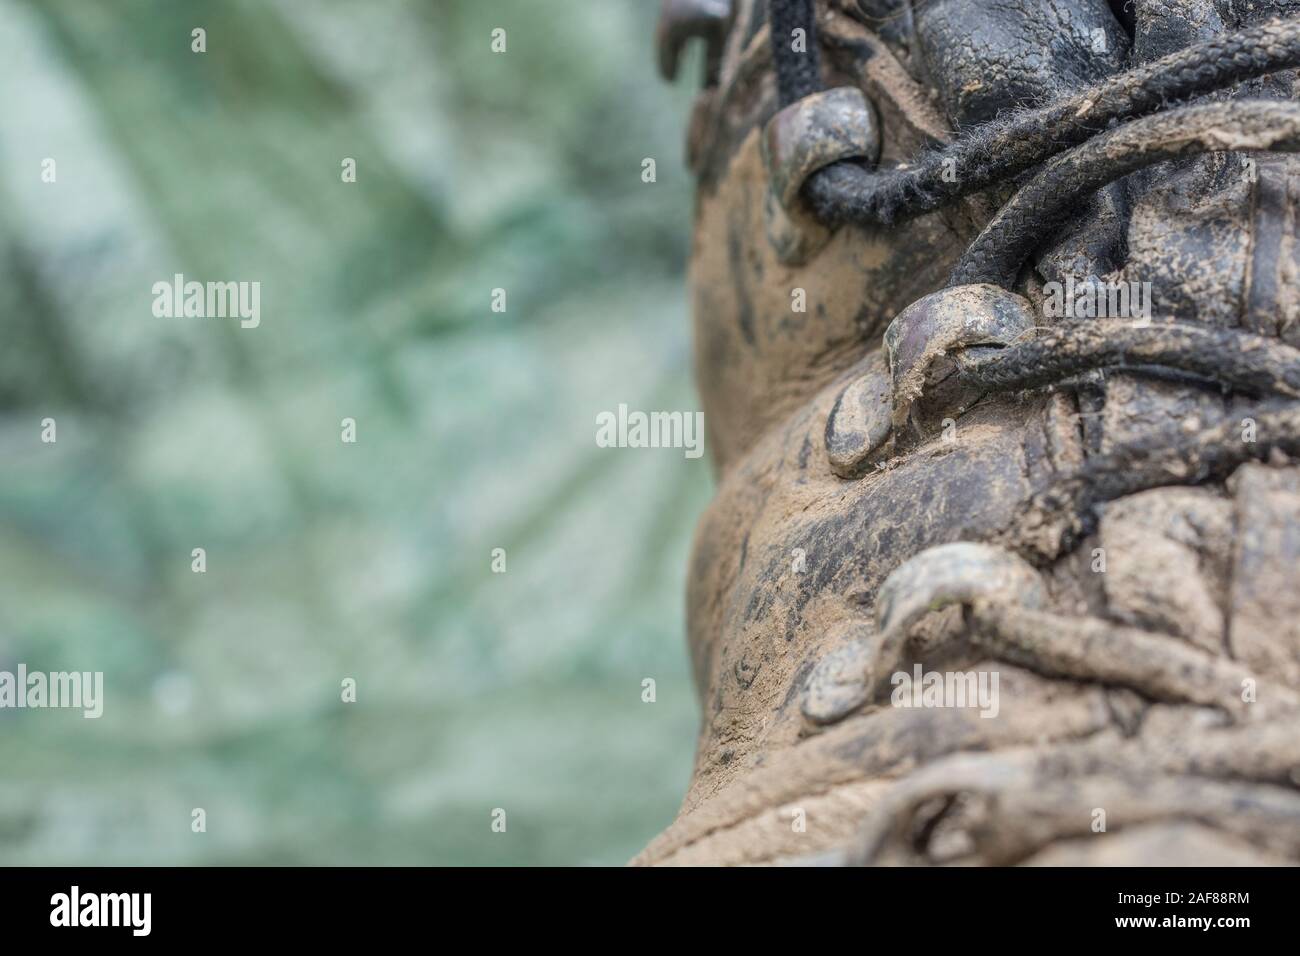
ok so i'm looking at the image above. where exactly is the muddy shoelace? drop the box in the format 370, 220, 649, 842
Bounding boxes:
768, 1, 1300, 864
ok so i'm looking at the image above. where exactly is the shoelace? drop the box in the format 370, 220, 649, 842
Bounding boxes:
769, 0, 1300, 522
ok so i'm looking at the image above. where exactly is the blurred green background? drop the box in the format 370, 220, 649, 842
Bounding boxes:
0, 0, 710, 864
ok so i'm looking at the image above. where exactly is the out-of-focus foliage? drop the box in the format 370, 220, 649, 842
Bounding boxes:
0, 0, 708, 864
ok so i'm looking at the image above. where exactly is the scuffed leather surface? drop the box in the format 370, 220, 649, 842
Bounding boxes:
913, 0, 1129, 128
643, 0, 1300, 865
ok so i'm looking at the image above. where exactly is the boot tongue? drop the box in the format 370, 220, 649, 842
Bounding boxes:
911, 0, 1128, 129
1130, 0, 1225, 62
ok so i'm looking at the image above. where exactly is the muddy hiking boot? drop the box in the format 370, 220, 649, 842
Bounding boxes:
638, 0, 1300, 866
